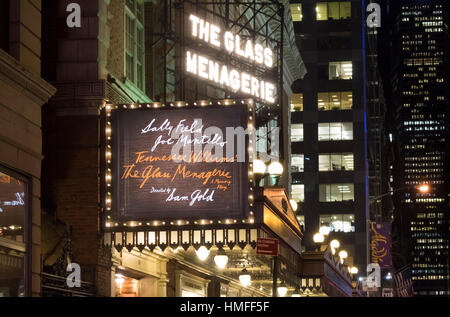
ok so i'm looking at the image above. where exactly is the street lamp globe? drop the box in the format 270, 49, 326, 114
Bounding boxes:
196, 246, 210, 261
253, 159, 266, 175
350, 267, 358, 274
319, 226, 330, 236
239, 269, 251, 287
268, 161, 283, 176
214, 250, 228, 269
338, 250, 348, 262
277, 284, 288, 297
330, 239, 340, 254
313, 232, 325, 244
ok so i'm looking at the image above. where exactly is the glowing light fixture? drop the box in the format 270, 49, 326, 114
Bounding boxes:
214, 250, 228, 269
196, 246, 210, 261
319, 226, 330, 236
277, 283, 288, 297
239, 269, 251, 287
253, 159, 266, 175
268, 161, 283, 176
418, 184, 430, 193
313, 232, 325, 244
350, 267, 358, 274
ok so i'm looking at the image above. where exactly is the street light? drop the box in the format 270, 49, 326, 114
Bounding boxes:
319, 226, 330, 236
196, 246, 210, 261
339, 250, 348, 264
268, 161, 283, 186
330, 239, 340, 254
239, 268, 251, 287
313, 232, 325, 244
350, 267, 358, 275
214, 249, 228, 269
418, 184, 430, 193
277, 282, 288, 297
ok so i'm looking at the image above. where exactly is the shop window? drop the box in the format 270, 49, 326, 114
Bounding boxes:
291, 184, 305, 202
319, 183, 354, 202
319, 153, 354, 171
318, 92, 352, 111
0, 169, 29, 297
291, 154, 304, 172
320, 214, 355, 232
318, 122, 353, 141
290, 93, 303, 112
329, 62, 352, 80
316, 2, 351, 21
291, 124, 304, 142
291, 4, 303, 22
125, 0, 145, 91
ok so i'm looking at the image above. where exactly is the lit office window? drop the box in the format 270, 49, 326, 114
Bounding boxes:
318, 153, 354, 171
320, 214, 355, 232
291, 124, 304, 142
318, 92, 352, 110
318, 122, 353, 141
291, 154, 304, 172
290, 93, 303, 112
316, 2, 351, 21
125, 0, 145, 91
291, 4, 303, 22
329, 62, 352, 80
291, 184, 305, 202
319, 184, 354, 202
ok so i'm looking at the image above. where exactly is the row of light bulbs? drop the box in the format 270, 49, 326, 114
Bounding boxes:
313, 229, 358, 275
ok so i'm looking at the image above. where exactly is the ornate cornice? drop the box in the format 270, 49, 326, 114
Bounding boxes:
0, 49, 56, 105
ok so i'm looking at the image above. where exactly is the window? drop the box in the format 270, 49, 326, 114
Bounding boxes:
320, 214, 355, 233
291, 4, 303, 22
329, 62, 352, 80
290, 93, 303, 112
291, 124, 304, 142
316, 2, 351, 21
318, 92, 352, 110
318, 122, 353, 141
319, 184, 354, 202
0, 169, 29, 297
125, 0, 145, 91
291, 154, 304, 172
291, 184, 305, 202
319, 153, 354, 171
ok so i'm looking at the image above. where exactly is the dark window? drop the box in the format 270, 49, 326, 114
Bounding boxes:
0, 0, 9, 51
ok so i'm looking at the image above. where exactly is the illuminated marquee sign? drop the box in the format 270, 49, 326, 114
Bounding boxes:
186, 14, 276, 104
104, 103, 253, 223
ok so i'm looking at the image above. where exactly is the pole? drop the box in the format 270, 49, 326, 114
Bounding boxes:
272, 256, 278, 297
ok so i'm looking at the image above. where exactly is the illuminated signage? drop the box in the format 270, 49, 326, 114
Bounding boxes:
186, 14, 276, 104
108, 104, 252, 222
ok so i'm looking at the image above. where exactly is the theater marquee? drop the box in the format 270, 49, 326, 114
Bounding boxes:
102, 102, 254, 224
